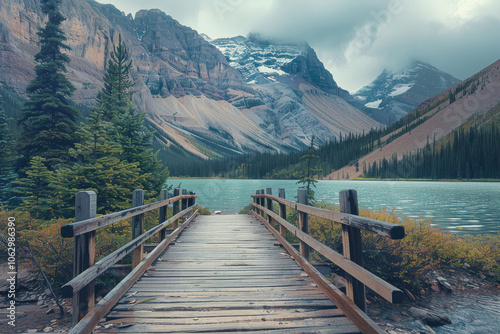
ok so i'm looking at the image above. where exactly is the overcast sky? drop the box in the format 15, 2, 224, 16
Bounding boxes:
99, 0, 500, 93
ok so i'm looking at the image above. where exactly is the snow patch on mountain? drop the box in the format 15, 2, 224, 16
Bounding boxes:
388, 83, 414, 97
365, 99, 382, 109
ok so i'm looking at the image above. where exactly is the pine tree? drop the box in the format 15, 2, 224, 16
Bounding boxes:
14, 157, 55, 220
98, 35, 168, 195
297, 136, 322, 201
52, 108, 148, 217
18, 0, 79, 172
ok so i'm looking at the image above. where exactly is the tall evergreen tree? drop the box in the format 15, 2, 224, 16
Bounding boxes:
18, 0, 79, 172
98, 35, 168, 195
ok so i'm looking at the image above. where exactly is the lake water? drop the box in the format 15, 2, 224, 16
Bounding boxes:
169, 179, 500, 235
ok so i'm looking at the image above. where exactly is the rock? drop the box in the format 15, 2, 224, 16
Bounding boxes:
36, 299, 44, 306
46, 307, 55, 314
409, 307, 451, 327
27, 330, 37, 333
405, 288, 417, 301
463, 263, 471, 268
43, 327, 53, 332
436, 276, 453, 293
431, 281, 441, 292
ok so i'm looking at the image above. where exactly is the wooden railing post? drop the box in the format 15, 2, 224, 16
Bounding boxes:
72, 191, 97, 325
159, 189, 168, 241
278, 188, 287, 239
132, 189, 144, 269
297, 189, 309, 260
181, 189, 188, 210
340, 189, 366, 312
254, 190, 259, 215
266, 188, 273, 225
173, 188, 180, 229
188, 191, 195, 207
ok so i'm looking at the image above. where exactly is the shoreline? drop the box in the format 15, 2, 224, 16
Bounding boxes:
170, 176, 500, 182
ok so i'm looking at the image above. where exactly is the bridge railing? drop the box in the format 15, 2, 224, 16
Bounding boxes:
60, 188, 198, 333
251, 188, 405, 313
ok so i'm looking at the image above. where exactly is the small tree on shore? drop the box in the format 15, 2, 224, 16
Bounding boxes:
297, 136, 322, 201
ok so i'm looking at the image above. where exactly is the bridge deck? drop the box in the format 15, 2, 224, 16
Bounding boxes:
95, 215, 362, 333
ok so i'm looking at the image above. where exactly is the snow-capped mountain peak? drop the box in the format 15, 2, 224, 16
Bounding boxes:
354, 61, 461, 124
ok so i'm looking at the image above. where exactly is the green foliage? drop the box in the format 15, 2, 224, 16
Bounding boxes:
18, 0, 79, 171
13, 157, 56, 220
197, 206, 212, 215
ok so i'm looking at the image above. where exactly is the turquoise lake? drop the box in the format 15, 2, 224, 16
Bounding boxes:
169, 179, 500, 235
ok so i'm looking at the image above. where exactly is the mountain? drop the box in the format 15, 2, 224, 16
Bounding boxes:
354, 61, 461, 125
327, 59, 500, 180
0, 0, 379, 162
211, 35, 380, 147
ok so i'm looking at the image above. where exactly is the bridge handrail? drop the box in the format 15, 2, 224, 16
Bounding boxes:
251, 188, 405, 312
252, 194, 404, 239
68, 209, 199, 334
61, 194, 196, 237
61, 188, 197, 329
251, 201, 402, 303
61, 204, 197, 297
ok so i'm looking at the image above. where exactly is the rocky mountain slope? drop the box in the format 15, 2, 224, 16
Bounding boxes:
328, 59, 500, 180
355, 61, 461, 125
0, 0, 380, 160
211, 35, 380, 147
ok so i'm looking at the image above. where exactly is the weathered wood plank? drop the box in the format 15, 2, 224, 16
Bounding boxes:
95, 318, 359, 333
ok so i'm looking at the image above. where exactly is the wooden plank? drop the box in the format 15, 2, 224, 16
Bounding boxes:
252, 203, 404, 304
253, 194, 404, 239
340, 189, 366, 312
105, 309, 344, 322
61, 194, 196, 237
252, 212, 385, 334
61, 205, 197, 297
68, 210, 199, 334
94, 318, 359, 333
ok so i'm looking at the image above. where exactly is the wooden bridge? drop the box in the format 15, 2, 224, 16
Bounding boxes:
60, 187, 405, 334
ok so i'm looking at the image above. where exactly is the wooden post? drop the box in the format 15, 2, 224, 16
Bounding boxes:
173, 188, 180, 229
181, 189, 188, 211
266, 188, 273, 225
278, 188, 287, 239
72, 191, 97, 325
340, 189, 366, 312
297, 189, 309, 260
159, 189, 168, 241
188, 191, 195, 207
254, 190, 259, 215
132, 189, 144, 269
260, 189, 265, 217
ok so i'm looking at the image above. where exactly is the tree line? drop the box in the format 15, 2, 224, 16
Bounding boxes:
364, 123, 500, 179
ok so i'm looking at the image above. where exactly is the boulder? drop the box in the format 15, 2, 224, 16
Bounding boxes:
409, 307, 451, 327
